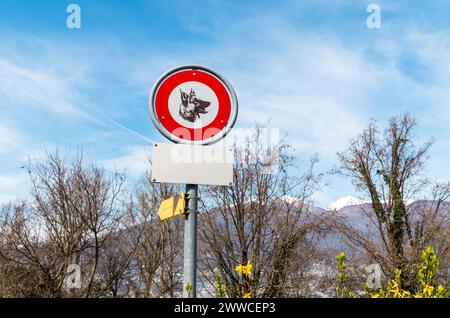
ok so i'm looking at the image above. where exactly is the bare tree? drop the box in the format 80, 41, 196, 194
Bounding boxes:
0, 150, 131, 297
128, 175, 183, 298
199, 125, 324, 297
335, 114, 450, 291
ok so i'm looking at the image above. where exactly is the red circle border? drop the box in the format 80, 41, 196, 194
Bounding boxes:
154, 69, 232, 142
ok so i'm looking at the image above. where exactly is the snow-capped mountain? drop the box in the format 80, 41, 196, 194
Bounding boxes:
326, 196, 369, 211
326, 196, 417, 211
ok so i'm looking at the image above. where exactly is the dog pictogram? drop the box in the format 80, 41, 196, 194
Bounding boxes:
179, 89, 211, 123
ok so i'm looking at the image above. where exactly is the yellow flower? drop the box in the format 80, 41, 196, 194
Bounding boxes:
243, 293, 252, 298
371, 294, 380, 298
392, 288, 402, 298
402, 291, 411, 298
235, 264, 244, 275
242, 260, 252, 276
423, 284, 434, 296
235, 260, 252, 276
391, 281, 398, 290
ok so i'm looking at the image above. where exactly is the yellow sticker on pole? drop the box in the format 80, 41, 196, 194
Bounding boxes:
158, 192, 186, 221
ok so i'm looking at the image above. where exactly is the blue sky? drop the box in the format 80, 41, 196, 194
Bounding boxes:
1, 0, 450, 207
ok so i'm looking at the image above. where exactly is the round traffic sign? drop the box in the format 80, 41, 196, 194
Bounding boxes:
149, 65, 238, 145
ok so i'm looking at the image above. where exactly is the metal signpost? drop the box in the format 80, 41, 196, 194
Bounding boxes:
183, 183, 198, 297
149, 65, 238, 298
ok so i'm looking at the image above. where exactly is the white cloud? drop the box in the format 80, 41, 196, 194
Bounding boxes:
221, 36, 377, 158
0, 58, 85, 116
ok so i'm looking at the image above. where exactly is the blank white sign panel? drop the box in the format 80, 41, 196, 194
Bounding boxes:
151, 143, 233, 186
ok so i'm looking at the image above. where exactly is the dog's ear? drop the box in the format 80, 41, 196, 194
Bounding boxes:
180, 90, 188, 102
196, 100, 210, 113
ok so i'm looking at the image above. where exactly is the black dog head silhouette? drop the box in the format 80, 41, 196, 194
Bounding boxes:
179, 89, 211, 123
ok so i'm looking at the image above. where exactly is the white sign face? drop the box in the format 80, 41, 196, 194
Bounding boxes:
151, 143, 233, 186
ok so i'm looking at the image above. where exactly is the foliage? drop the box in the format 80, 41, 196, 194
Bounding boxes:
214, 271, 226, 298
370, 246, 449, 298
418, 246, 439, 287
335, 252, 355, 298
